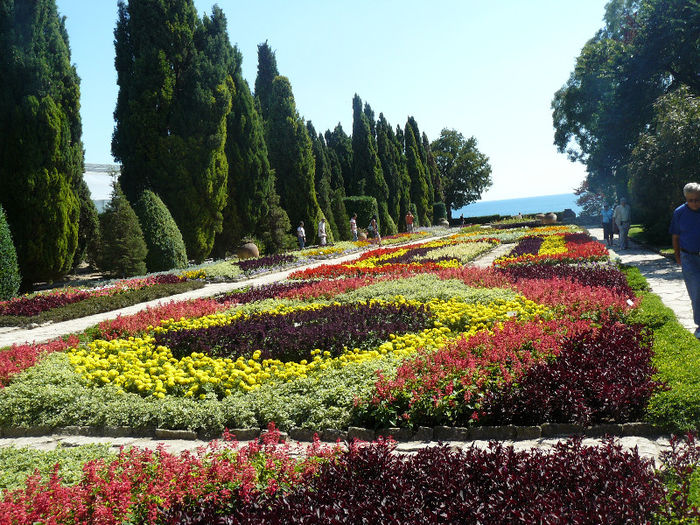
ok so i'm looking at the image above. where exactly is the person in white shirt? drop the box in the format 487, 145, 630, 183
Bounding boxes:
297, 221, 306, 250
318, 217, 327, 246
613, 198, 632, 250
350, 213, 358, 241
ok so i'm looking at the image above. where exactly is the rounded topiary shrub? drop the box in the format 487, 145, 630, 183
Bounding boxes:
134, 189, 187, 272
97, 183, 147, 278
0, 205, 20, 299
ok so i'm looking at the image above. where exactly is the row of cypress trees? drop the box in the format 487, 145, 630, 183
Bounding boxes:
0, 0, 449, 292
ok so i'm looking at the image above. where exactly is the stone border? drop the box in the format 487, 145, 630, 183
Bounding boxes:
0, 422, 665, 443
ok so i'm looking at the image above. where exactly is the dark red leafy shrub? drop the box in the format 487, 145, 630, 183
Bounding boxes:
238, 254, 296, 273
507, 235, 544, 258
218, 281, 311, 304
172, 438, 665, 524
480, 321, 665, 425
155, 302, 432, 362
498, 262, 634, 296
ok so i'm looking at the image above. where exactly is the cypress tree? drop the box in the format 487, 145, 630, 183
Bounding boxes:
213, 44, 286, 257
73, 176, 100, 269
254, 41, 279, 122
266, 76, 322, 239
0, 0, 82, 285
112, 1, 231, 263
97, 183, 147, 278
405, 121, 431, 226
325, 124, 353, 194
0, 205, 20, 300
331, 188, 351, 240
377, 114, 410, 228
307, 122, 338, 240
423, 132, 444, 204
395, 125, 412, 230
134, 189, 187, 272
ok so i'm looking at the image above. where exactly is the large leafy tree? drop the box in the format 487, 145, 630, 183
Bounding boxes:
213, 43, 286, 257
629, 86, 700, 243
266, 76, 321, 237
552, 0, 697, 197
431, 129, 492, 219
112, 1, 232, 262
0, 0, 82, 285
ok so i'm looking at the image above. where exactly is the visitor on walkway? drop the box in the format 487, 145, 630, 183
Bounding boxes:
405, 211, 414, 233
318, 217, 327, 246
601, 203, 614, 246
613, 197, 632, 249
670, 182, 700, 339
297, 221, 306, 250
350, 213, 358, 241
369, 215, 381, 246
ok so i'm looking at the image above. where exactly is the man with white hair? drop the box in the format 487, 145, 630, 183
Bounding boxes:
670, 182, 700, 339
613, 197, 632, 250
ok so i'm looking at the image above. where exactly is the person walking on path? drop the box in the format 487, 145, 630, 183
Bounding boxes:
369, 215, 381, 246
614, 197, 632, 249
601, 203, 614, 246
297, 221, 306, 250
670, 182, 700, 339
405, 211, 414, 233
318, 218, 327, 246
350, 213, 358, 241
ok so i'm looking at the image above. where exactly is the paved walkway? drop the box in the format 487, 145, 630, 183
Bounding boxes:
0, 229, 691, 466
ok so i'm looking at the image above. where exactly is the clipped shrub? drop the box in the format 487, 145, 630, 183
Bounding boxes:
432, 201, 447, 223
343, 196, 378, 233
133, 189, 187, 272
331, 188, 351, 240
0, 205, 20, 300
96, 183, 147, 278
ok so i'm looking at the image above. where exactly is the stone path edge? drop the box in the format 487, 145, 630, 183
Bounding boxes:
1, 421, 665, 443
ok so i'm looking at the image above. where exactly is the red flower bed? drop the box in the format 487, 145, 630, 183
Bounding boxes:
362, 319, 591, 427
480, 321, 665, 425
95, 298, 224, 340
165, 439, 672, 524
0, 336, 80, 387
0, 274, 186, 317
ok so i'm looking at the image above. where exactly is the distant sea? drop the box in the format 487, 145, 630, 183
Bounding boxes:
453, 193, 582, 219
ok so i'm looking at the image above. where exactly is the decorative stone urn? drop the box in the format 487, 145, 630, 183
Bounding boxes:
236, 242, 259, 260
439, 218, 449, 227
542, 212, 557, 225
358, 231, 368, 241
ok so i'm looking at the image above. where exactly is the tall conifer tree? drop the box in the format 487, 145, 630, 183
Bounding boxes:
423, 132, 444, 203
266, 76, 321, 238
325, 124, 352, 193
0, 0, 82, 284
377, 114, 409, 228
254, 41, 278, 122
213, 43, 286, 257
112, 1, 231, 262
404, 121, 431, 226
307, 122, 338, 240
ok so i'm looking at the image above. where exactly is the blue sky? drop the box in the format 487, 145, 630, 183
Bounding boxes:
56, 0, 608, 201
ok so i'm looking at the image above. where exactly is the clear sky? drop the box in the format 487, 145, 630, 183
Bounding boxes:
56, 0, 608, 201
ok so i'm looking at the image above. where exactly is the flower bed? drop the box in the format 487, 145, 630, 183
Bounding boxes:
494, 232, 608, 267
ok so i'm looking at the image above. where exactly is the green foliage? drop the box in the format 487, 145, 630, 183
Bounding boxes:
0, 444, 115, 491
433, 202, 447, 223
258, 191, 295, 254
133, 189, 188, 272
0, 281, 203, 327
331, 188, 351, 241
0, 205, 20, 300
619, 263, 651, 293
214, 45, 281, 259
628, 87, 700, 245
0, 0, 82, 284
308, 122, 338, 240
404, 120, 431, 226
73, 176, 100, 270
409, 203, 419, 227
431, 129, 492, 218
113, 1, 231, 263
378, 201, 397, 236
337, 274, 516, 305
377, 114, 410, 228
351, 95, 389, 207
266, 76, 322, 238
325, 124, 353, 194
343, 196, 378, 233
97, 183, 147, 278
254, 41, 279, 122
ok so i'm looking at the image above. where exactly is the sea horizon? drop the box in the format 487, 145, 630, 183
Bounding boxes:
453, 192, 582, 219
